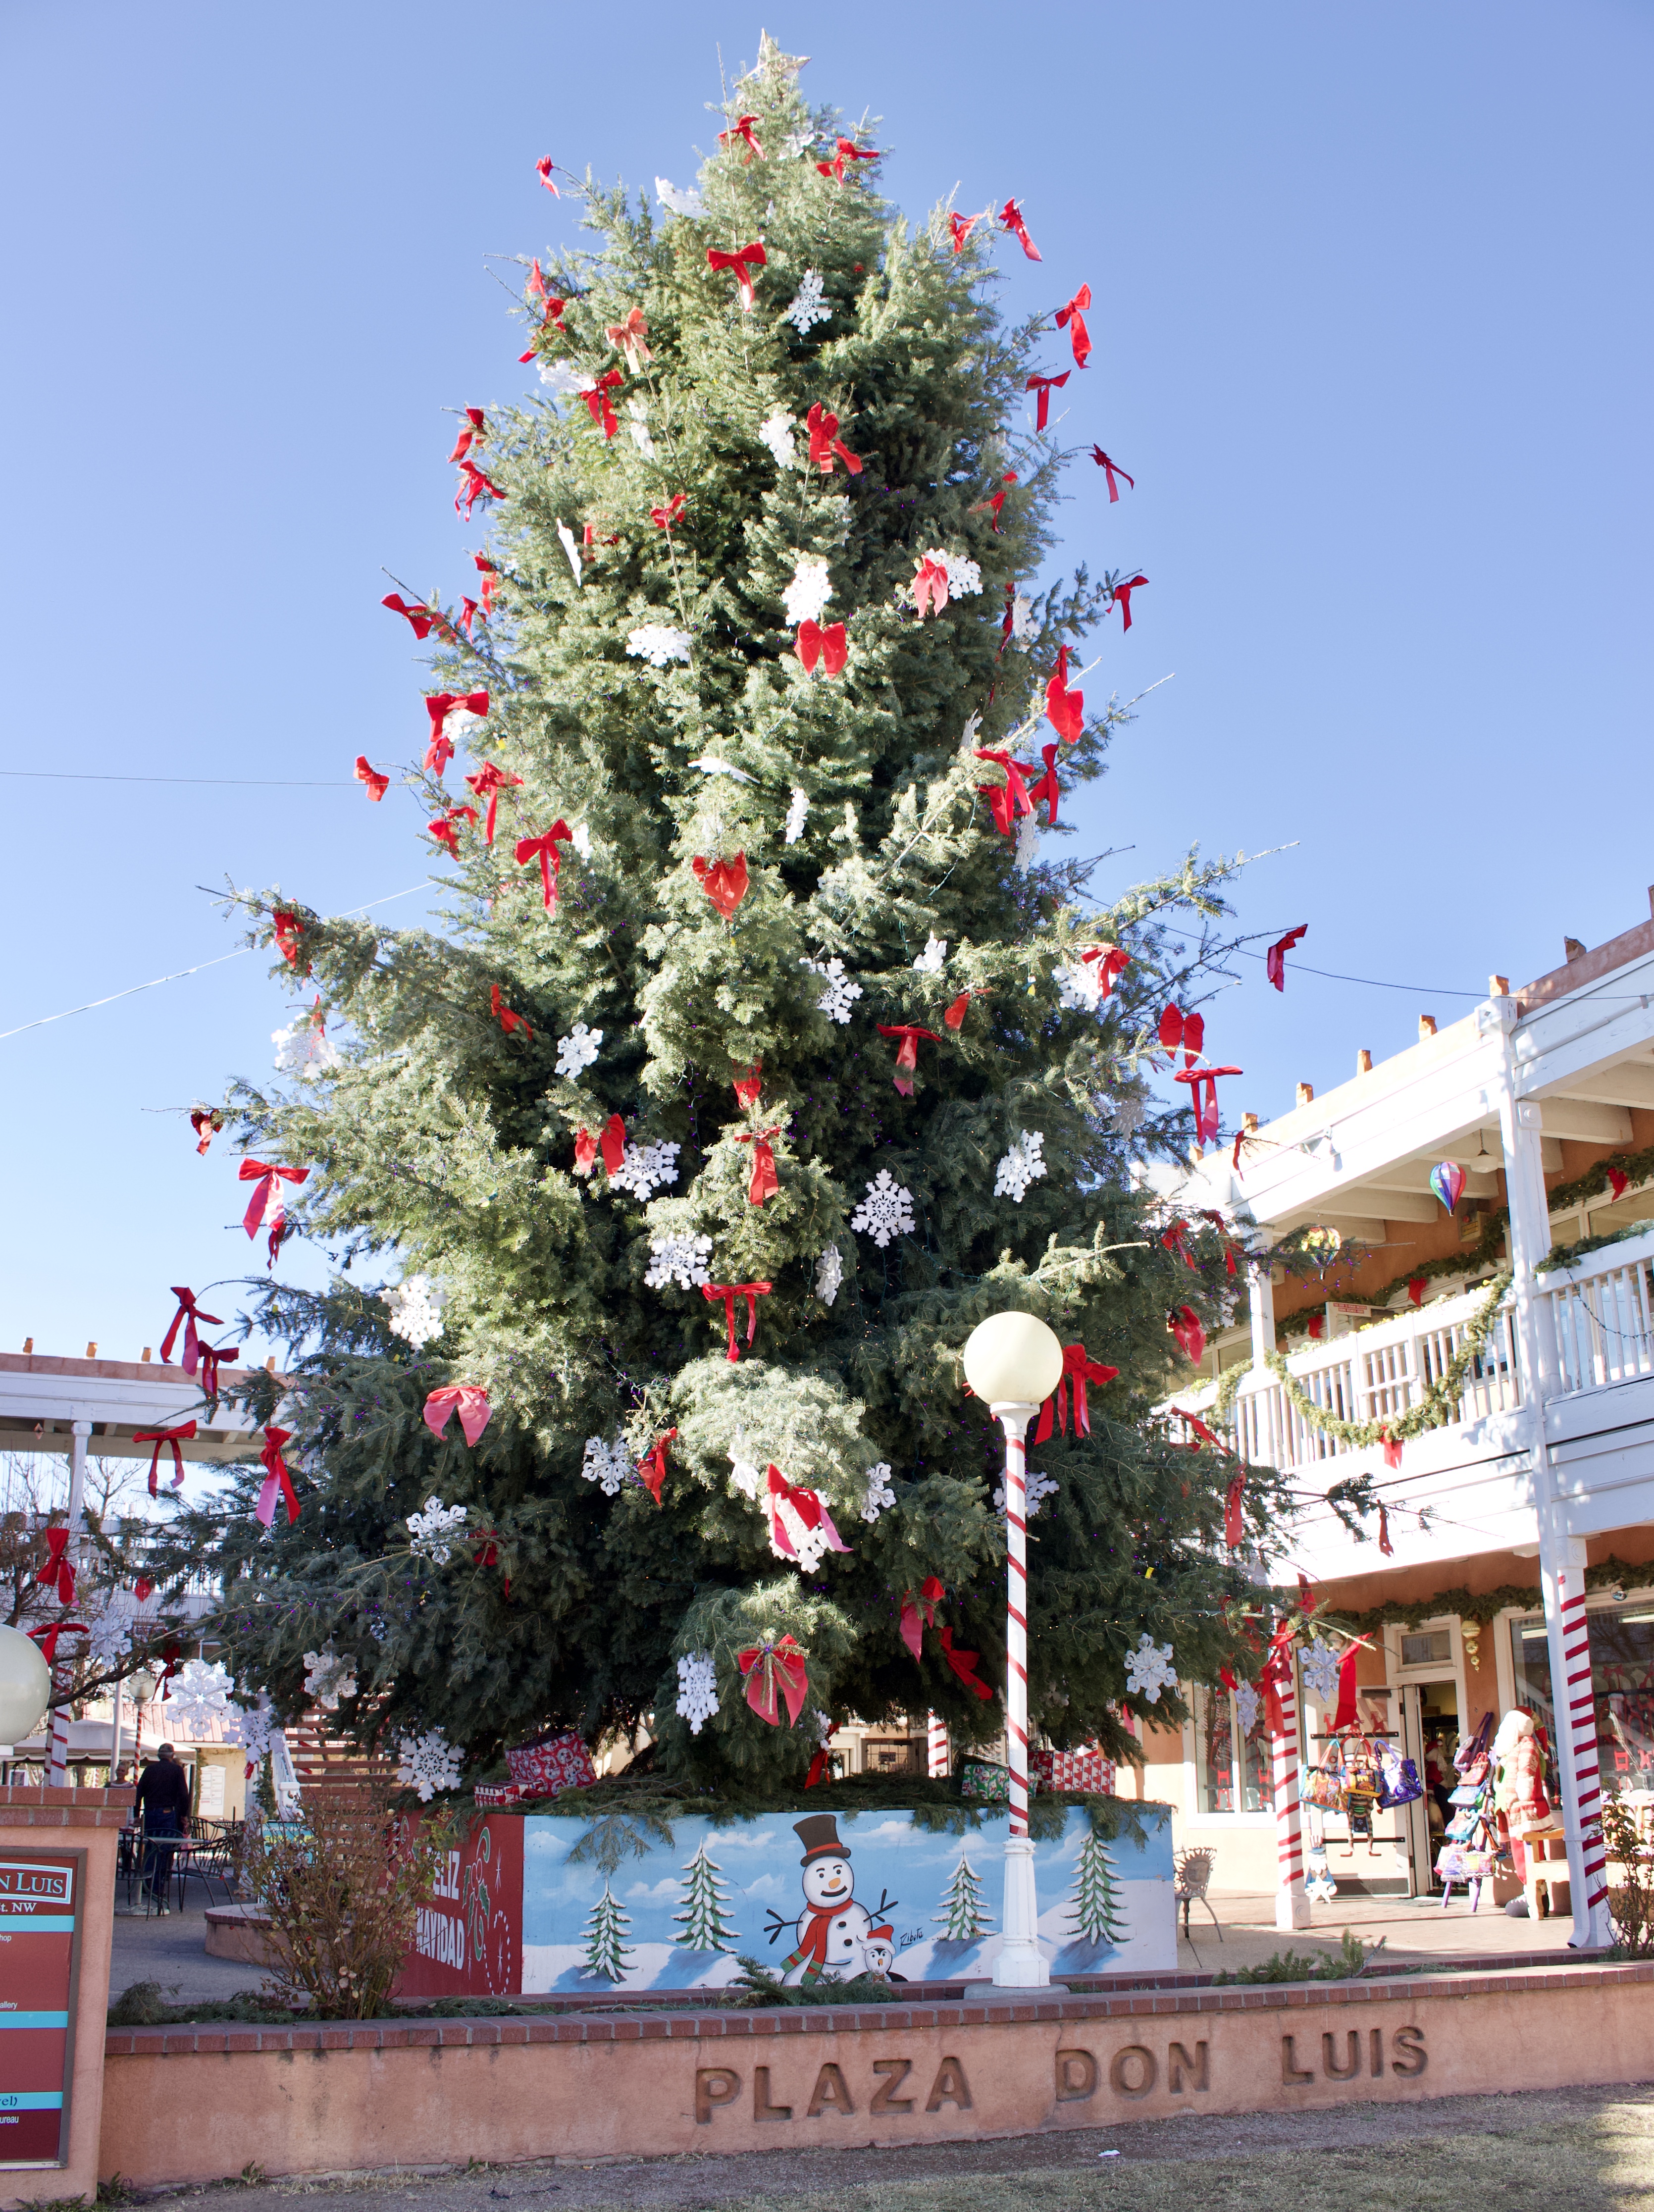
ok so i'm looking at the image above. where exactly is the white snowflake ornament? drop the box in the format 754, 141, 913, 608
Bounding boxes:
993, 1467, 1059, 1518
1301, 1639, 1342, 1707
224, 1692, 281, 1763
1014, 812, 1041, 874
645, 1232, 713, 1289
994, 1130, 1048, 1203
784, 786, 809, 844
815, 1245, 843, 1305
82, 1599, 133, 1669
675, 1652, 720, 1735
611, 1140, 681, 1199
1006, 591, 1037, 644
1125, 1635, 1177, 1705
783, 269, 830, 334
860, 1463, 896, 1522
397, 1726, 463, 1801
556, 520, 583, 588
570, 821, 592, 859
273, 1006, 341, 1079
407, 1495, 468, 1564
913, 933, 947, 974
802, 956, 862, 1024
851, 1170, 915, 1247
555, 1022, 603, 1078
302, 1646, 358, 1712
1055, 959, 1105, 1013
781, 555, 833, 625
1234, 1679, 1262, 1734
625, 397, 656, 460
626, 623, 692, 668
384, 1275, 445, 1348
581, 1435, 632, 1497
758, 411, 798, 470
656, 177, 706, 218
166, 1659, 235, 1735
539, 361, 587, 397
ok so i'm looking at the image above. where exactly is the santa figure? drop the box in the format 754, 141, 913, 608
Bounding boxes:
773, 1814, 885, 1985
1492, 1706, 1552, 1878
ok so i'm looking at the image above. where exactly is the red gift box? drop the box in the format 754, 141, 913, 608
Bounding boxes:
473, 1784, 522, 1808
505, 1731, 597, 1795
1047, 1748, 1116, 1795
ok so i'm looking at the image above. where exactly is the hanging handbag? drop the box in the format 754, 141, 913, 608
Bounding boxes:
1376, 1748, 1424, 1809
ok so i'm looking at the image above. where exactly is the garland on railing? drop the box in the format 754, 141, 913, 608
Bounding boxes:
1319, 1553, 1654, 1645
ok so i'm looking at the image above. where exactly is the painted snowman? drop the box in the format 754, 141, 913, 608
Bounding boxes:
775, 1814, 879, 1985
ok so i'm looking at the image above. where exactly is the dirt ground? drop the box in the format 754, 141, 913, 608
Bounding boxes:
104, 2084, 1654, 2212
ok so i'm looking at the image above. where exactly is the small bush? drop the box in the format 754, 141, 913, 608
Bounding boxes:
726, 1956, 900, 2007
1603, 1798, 1654, 1958
1213, 1928, 1383, 1985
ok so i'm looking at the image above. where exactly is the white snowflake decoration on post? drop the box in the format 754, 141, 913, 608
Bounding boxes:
1125, 1635, 1177, 1705
851, 1170, 916, 1247
645, 1232, 714, 1289
758, 411, 798, 470
781, 555, 833, 625
860, 1463, 896, 1523
555, 1022, 603, 1078
384, 1275, 445, 1348
655, 177, 706, 218
784, 786, 809, 844
166, 1659, 234, 1735
993, 1468, 1059, 1518
407, 1495, 468, 1564
581, 1435, 632, 1496
994, 1130, 1048, 1203
783, 269, 830, 334
625, 623, 693, 668
913, 933, 947, 974
815, 1245, 843, 1305
397, 1726, 463, 1802
302, 1647, 358, 1712
1300, 1639, 1342, 1707
675, 1652, 720, 1735
610, 1140, 681, 1199
1234, 1679, 1262, 1735
801, 956, 862, 1024
624, 398, 656, 460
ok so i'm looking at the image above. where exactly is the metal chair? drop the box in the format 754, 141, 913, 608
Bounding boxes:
1174, 1847, 1223, 1942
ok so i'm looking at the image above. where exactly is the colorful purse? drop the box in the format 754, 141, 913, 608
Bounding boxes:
1376, 1749, 1424, 1809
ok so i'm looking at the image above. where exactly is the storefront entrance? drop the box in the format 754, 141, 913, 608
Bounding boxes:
1398, 1678, 1460, 1894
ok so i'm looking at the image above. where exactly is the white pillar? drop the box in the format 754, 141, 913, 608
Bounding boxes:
1271, 1640, 1311, 1928
927, 1712, 949, 1778
45, 1420, 91, 1788
1247, 1261, 1277, 1370
991, 1401, 1049, 1988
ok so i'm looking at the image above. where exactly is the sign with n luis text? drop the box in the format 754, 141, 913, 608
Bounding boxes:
0, 1854, 83, 2168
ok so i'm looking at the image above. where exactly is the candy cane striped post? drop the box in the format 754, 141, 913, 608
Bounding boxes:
45, 1422, 91, 1787
1271, 1644, 1311, 1929
1557, 1566, 1615, 1944
992, 1406, 1049, 1986
927, 1711, 949, 1779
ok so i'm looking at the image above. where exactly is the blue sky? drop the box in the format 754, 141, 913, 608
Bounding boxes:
2, 1, 1649, 1370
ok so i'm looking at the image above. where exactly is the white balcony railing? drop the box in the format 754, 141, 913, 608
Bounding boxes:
1536, 1233, 1654, 1395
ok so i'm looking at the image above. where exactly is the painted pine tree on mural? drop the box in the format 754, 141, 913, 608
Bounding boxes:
1066, 1828, 1127, 1947
580, 1885, 634, 1981
933, 1853, 994, 1942
672, 1842, 740, 1951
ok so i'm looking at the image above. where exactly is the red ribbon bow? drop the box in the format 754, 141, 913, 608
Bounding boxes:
580, 369, 623, 439
1026, 743, 1062, 827
735, 1129, 781, 1206
1158, 1005, 1204, 1064
160, 1286, 221, 1375
913, 557, 951, 617
600, 1114, 625, 1175
1608, 1167, 1630, 1201
517, 821, 574, 913
1169, 1306, 1206, 1366
1045, 646, 1084, 744
650, 493, 686, 531
490, 984, 533, 1039
424, 690, 490, 775
572, 1126, 598, 1176
455, 459, 506, 518
134, 1422, 197, 1498
900, 1576, 945, 1661
816, 136, 878, 181
473, 552, 500, 612
606, 308, 652, 369
28, 1621, 88, 1666
465, 762, 523, 846
972, 747, 1034, 837
354, 756, 389, 802
381, 592, 437, 637
732, 1062, 763, 1110
999, 199, 1041, 259
424, 1387, 492, 1448
1160, 1218, 1197, 1270
1111, 573, 1148, 630
975, 469, 1017, 530
1169, 1406, 1220, 1449
796, 620, 847, 675
1173, 1064, 1243, 1146
1260, 1622, 1296, 1738
255, 1425, 300, 1528
429, 805, 478, 857
240, 1159, 308, 1244
1378, 1503, 1394, 1556
271, 909, 307, 970
1026, 371, 1069, 431
1055, 284, 1092, 368
1091, 447, 1135, 501
1224, 1471, 1246, 1548
447, 407, 486, 463
706, 242, 767, 311
948, 211, 982, 252
692, 853, 749, 919
1380, 1429, 1403, 1471
701, 1281, 773, 1360
766, 1465, 850, 1562
1080, 944, 1132, 1000
1266, 925, 1308, 991
638, 1427, 677, 1505
943, 987, 990, 1030
189, 1108, 222, 1156
198, 1340, 238, 1405
525, 261, 562, 310
737, 1635, 809, 1727
535, 156, 558, 194
805, 401, 862, 476
133, 1575, 154, 1603
1034, 1343, 1120, 1443
876, 1024, 942, 1097
939, 1626, 993, 1701
720, 113, 766, 160
37, 1526, 75, 1603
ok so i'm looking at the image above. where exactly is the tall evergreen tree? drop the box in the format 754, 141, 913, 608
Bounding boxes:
184, 44, 1270, 1788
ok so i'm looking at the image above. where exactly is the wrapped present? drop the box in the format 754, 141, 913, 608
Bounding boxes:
473, 1784, 522, 1808
505, 1730, 598, 1796
1032, 1748, 1055, 1794
961, 1760, 1010, 1802
1047, 1748, 1117, 1795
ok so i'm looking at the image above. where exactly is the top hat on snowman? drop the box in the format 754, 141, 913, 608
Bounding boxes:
793, 1813, 850, 1865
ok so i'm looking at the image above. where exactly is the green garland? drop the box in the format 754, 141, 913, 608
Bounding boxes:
1263, 1270, 1512, 1449
1322, 1552, 1654, 1637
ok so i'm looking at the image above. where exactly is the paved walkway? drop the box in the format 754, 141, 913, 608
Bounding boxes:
1178, 1885, 1577, 1972
111, 1893, 267, 2007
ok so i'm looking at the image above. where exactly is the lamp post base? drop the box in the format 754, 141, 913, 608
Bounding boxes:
1275, 1883, 1313, 1930
992, 1834, 1050, 1987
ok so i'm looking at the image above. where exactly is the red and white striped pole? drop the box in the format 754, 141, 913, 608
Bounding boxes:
1555, 1564, 1614, 1945
1270, 1640, 1311, 1929
927, 1711, 949, 1779
45, 1422, 91, 1788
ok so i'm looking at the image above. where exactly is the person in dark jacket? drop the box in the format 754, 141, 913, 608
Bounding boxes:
134, 1745, 190, 1911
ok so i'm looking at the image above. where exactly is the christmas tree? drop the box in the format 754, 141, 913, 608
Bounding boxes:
1066, 1828, 1127, 1947
672, 1841, 740, 1951
933, 1853, 993, 1941
579, 1884, 634, 1981
180, 40, 1267, 1786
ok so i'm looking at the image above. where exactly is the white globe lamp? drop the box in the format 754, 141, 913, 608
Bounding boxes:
962, 1311, 1064, 1411
0, 1623, 52, 1756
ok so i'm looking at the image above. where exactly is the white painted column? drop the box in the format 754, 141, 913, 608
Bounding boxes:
927, 1711, 949, 1779
1247, 1261, 1277, 1371
1271, 1642, 1311, 1929
991, 1401, 1049, 1988
45, 1420, 92, 1787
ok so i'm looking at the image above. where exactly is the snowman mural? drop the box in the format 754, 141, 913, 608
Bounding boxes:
765, 1814, 898, 1985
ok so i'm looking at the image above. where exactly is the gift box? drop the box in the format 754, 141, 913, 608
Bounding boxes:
961, 1760, 1010, 1802
505, 1731, 598, 1796
1032, 1748, 1055, 1794
473, 1784, 522, 1808
1047, 1749, 1117, 1795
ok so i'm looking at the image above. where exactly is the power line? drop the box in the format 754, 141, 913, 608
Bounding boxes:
0, 770, 369, 789
1233, 944, 1483, 998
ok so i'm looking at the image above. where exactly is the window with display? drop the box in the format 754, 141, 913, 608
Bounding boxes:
1192, 1683, 1272, 1813
1510, 1598, 1654, 1797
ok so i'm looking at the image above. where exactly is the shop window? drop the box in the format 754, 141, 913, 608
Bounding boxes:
1510, 1600, 1654, 1798
1398, 1629, 1452, 1668
1192, 1684, 1271, 1814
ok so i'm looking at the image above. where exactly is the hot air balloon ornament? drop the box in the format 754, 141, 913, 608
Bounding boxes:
1430, 1160, 1466, 1214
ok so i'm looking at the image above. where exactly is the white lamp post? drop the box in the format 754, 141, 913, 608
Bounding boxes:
962, 1309, 1065, 1989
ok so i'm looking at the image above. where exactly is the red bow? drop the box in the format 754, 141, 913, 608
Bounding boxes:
134, 1422, 197, 1498
1608, 1168, 1630, 1201
1170, 1406, 1220, 1448
1055, 284, 1092, 368
948, 211, 982, 252
900, 1576, 945, 1661
1174, 1064, 1243, 1145
796, 620, 847, 675
455, 459, 506, 518
975, 470, 1017, 530
490, 984, 533, 1039
805, 1748, 830, 1788
693, 853, 749, 919
1224, 1471, 1245, 1548
535, 155, 558, 195
1266, 925, 1308, 991
160, 1286, 221, 1374
1045, 646, 1084, 743
816, 136, 878, 182
424, 690, 490, 775
572, 1126, 598, 1176
271, 909, 307, 970
447, 407, 486, 463
732, 1062, 763, 1110
702, 1280, 773, 1360
1091, 447, 1135, 501
638, 1427, 677, 1505
1380, 1429, 1402, 1471
354, 756, 389, 802
600, 1114, 625, 1175
606, 308, 652, 369
465, 762, 522, 846
735, 1130, 781, 1206
1407, 1277, 1428, 1306
518, 295, 566, 360
943, 987, 990, 1030
424, 1387, 492, 1447
939, 1626, 993, 1701
255, 1426, 300, 1528
876, 1024, 942, 1097
473, 553, 500, 614
1158, 1005, 1204, 1064
525, 261, 562, 312
1034, 1343, 1119, 1442
1026, 371, 1069, 431
1160, 1219, 1197, 1270
806, 401, 862, 476
28, 1621, 88, 1666
189, 1108, 222, 1156
720, 113, 766, 161
1111, 573, 1148, 630
198, 1340, 238, 1405
37, 1526, 75, 1603
581, 369, 623, 439
133, 1575, 154, 1603
471, 1530, 508, 1595
707, 242, 767, 311
382, 592, 437, 637
240, 1159, 308, 1243
766, 1465, 850, 1562
517, 821, 574, 912
1260, 1622, 1295, 1738
913, 557, 951, 617
1079, 944, 1131, 999
457, 596, 481, 635
973, 747, 1034, 837
1169, 1305, 1206, 1365
650, 493, 686, 531
1026, 743, 1062, 827
1378, 1503, 1394, 1556
1198, 1207, 1240, 1277
429, 804, 478, 857
737, 1635, 808, 1727
999, 199, 1041, 260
